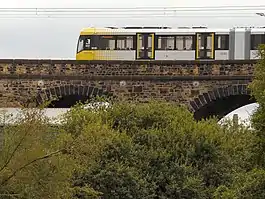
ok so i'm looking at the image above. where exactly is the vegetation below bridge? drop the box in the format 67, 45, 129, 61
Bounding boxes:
1, 45, 265, 198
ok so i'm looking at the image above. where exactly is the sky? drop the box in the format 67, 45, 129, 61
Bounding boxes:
0, 0, 263, 118
1, 0, 265, 58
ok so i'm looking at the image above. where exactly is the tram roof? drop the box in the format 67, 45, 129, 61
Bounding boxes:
79, 27, 265, 35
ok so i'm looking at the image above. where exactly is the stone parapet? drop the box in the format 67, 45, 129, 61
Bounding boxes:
0, 59, 256, 77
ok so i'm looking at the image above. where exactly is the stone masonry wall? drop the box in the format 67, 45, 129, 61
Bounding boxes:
0, 60, 255, 111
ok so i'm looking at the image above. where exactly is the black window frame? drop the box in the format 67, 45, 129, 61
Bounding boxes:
176, 35, 195, 50
77, 35, 137, 51
116, 35, 136, 50
251, 34, 265, 50
97, 35, 116, 50
156, 35, 175, 50
155, 35, 196, 50
214, 34, 229, 50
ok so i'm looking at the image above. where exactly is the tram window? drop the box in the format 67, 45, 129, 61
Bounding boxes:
176, 36, 193, 50
84, 38, 91, 50
251, 34, 265, 50
90, 36, 99, 50
157, 36, 175, 50
117, 36, 134, 50
77, 36, 92, 52
98, 36, 115, 50
176, 36, 184, 50
184, 36, 193, 50
206, 36, 212, 49
77, 37, 84, 53
215, 35, 229, 50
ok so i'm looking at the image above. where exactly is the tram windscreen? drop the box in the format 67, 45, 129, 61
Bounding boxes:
77, 36, 91, 53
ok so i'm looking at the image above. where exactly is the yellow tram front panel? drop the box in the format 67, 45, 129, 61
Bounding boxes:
76, 28, 122, 60
76, 50, 122, 60
76, 28, 136, 60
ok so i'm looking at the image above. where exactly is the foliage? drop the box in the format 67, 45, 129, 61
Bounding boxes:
214, 169, 265, 199
248, 44, 265, 167
249, 44, 265, 106
249, 44, 265, 131
0, 99, 262, 198
60, 101, 258, 198
0, 106, 111, 199
0, 108, 74, 199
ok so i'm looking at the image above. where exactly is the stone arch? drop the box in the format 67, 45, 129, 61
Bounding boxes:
35, 85, 113, 108
189, 84, 256, 120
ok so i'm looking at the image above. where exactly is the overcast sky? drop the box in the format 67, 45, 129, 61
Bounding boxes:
0, 0, 262, 118
1, 0, 265, 58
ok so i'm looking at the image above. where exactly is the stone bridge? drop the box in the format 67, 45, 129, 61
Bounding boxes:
0, 59, 257, 120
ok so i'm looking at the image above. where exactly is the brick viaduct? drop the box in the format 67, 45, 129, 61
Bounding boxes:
0, 59, 256, 120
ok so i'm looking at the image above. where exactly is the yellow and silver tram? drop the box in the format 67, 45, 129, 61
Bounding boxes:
76, 26, 265, 61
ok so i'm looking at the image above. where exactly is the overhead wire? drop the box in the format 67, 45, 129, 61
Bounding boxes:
0, 7, 265, 12
0, 15, 260, 19
1, 5, 265, 10
0, 11, 260, 15
0, 5, 264, 18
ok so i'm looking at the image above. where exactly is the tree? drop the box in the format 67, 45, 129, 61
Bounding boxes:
0, 108, 76, 198
249, 44, 265, 167
54, 102, 117, 199
249, 44, 265, 132
65, 101, 257, 198
0, 100, 116, 199
0, 107, 110, 199
214, 169, 265, 199
0, 96, 262, 198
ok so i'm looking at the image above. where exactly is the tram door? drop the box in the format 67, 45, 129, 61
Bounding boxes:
136, 33, 155, 59
196, 33, 215, 59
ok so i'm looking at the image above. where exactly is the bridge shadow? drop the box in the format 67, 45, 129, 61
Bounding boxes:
193, 94, 255, 120
47, 95, 92, 108
36, 85, 112, 108
189, 84, 256, 121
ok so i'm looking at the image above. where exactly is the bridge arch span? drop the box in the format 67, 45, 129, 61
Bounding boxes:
189, 84, 256, 120
35, 85, 113, 108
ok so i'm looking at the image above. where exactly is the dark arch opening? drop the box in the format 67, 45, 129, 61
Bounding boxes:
47, 95, 93, 108
193, 94, 256, 120
36, 86, 112, 108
